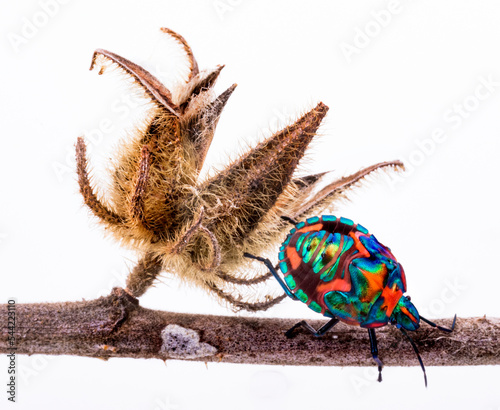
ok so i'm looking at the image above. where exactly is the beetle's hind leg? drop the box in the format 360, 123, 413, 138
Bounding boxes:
285, 317, 340, 338
243, 253, 297, 300
368, 329, 383, 382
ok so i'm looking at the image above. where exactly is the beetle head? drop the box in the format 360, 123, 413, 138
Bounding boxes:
391, 296, 420, 331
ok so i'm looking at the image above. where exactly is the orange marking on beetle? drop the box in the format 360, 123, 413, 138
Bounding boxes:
316, 275, 351, 293
285, 247, 302, 270
399, 305, 417, 323
356, 264, 387, 303
349, 231, 371, 258
295, 223, 323, 234
379, 284, 404, 318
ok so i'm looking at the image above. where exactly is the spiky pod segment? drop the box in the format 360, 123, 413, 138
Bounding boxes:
76, 28, 404, 311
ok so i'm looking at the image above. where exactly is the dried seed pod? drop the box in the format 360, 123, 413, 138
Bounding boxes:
76, 28, 404, 310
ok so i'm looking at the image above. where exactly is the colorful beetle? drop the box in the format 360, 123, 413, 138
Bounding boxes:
245, 215, 456, 385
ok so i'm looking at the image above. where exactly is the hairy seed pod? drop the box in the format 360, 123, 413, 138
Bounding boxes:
76, 28, 404, 310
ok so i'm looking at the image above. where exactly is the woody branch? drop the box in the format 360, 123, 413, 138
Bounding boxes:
1, 288, 498, 367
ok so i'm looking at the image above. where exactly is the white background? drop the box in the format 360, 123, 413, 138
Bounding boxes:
1, 1, 499, 409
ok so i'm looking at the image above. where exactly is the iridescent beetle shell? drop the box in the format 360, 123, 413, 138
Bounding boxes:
277, 215, 420, 330
245, 214, 455, 385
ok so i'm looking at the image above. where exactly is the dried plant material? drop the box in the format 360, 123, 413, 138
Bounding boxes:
76, 28, 404, 310
1, 297, 497, 368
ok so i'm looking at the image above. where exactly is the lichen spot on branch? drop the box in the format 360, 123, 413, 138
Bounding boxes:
160, 324, 217, 359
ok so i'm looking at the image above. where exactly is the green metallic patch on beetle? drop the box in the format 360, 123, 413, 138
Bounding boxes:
295, 289, 308, 303
279, 261, 288, 274
309, 301, 322, 313
302, 231, 325, 263
340, 217, 354, 226
296, 221, 305, 229
355, 258, 385, 275
323, 290, 366, 322
312, 232, 335, 273
284, 274, 296, 290
282, 234, 292, 247
295, 235, 305, 253
306, 232, 342, 276
278, 250, 285, 261
306, 216, 320, 224
357, 224, 369, 234
322, 215, 336, 222
320, 258, 340, 281
319, 235, 355, 281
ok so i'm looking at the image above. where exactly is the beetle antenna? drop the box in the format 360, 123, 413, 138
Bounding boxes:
399, 328, 427, 387
420, 314, 456, 333
280, 216, 298, 225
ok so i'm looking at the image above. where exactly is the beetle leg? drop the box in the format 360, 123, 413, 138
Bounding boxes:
285, 317, 339, 338
368, 329, 383, 382
243, 253, 297, 300
420, 314, 457, 333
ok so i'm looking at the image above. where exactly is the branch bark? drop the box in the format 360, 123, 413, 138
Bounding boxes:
2, 288, 499, 368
